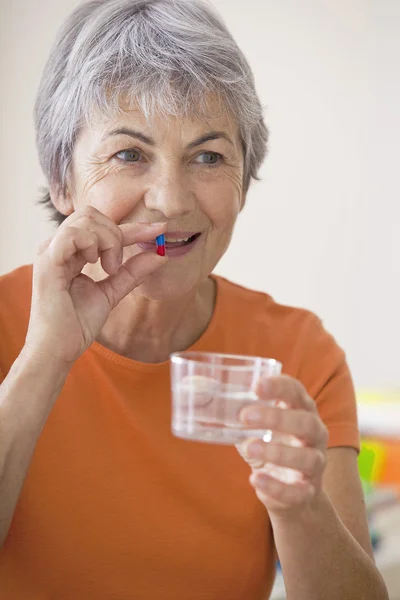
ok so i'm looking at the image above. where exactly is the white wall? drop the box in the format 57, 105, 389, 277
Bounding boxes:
0, 0, 399, 388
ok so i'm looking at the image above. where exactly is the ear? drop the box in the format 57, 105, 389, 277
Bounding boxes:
49, 185, 74, 217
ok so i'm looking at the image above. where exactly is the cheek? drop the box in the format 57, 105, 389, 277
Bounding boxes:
210, 199, 239, 229
83, 172, 144, 223
199, 184, 242, 228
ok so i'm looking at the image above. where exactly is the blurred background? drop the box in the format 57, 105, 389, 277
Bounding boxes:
0, 0, 399, 597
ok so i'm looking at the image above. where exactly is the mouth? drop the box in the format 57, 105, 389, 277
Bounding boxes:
138, 231, 202, 256
163, 233, 201, 248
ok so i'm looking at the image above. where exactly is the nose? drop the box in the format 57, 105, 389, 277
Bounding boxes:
144, 167, 195, 219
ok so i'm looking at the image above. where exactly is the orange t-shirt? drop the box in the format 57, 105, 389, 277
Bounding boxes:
0, 265, 359, 600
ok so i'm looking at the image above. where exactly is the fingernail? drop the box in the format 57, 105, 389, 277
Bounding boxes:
241, 408, 262, 424
247, 440, 264, 459
253, 472, 269, 490
149, 222, 166, 227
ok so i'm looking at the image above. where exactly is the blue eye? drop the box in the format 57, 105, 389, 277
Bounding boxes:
116, 149, 141, 162
195, 151, 223, 165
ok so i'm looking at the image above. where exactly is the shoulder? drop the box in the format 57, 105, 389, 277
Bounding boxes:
213, 278, 358, 449
0, 265, 33, 371
214, 274, 328, 347
213, 275, 346, 386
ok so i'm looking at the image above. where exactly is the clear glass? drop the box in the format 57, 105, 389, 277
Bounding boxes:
170, 351, 282, 445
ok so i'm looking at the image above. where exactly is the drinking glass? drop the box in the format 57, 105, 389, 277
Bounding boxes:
170, 351, 282, 445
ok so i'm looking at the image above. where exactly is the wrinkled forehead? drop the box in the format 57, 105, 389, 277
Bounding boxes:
82, 92, 242, 146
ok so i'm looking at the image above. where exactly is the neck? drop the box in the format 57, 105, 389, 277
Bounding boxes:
95, 276, 216, 363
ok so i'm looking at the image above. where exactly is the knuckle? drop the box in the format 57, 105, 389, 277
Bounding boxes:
65, 226, 85, 244
302, 447, 325, 475
61, 225, 77, 238
77, 215, 96, 231
317, 449, 326, 470
306, 449, 319, 473
310, 449, 325, 473
85, 231, 98, 246
106, 239, 121, 254
82, 205, 97, 218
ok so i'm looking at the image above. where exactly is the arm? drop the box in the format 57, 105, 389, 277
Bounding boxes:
238, 376, 388, 600
269, 447, 388, 600
0, 351, 69, 547
0, 208, 167, 548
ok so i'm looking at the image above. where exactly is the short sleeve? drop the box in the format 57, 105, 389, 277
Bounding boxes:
297, 315, 360, 452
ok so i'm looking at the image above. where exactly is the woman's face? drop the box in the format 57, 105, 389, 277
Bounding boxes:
59, 99, 245, 298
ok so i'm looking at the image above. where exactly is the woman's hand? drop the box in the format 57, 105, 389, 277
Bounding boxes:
24, 206, 167, 368
238, 375, 329, 518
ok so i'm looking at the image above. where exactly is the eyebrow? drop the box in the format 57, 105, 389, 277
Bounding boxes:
103, 127, 234, 149
103, 128, 156, 146
186, 131, 234, 149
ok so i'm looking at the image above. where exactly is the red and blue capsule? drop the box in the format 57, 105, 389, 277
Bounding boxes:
156, 234, 166, 256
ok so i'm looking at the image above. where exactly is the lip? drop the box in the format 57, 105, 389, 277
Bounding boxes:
163, 231, 199, 238
138, 232, 202, 257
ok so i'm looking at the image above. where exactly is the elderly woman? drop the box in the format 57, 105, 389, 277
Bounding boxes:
0, 1, 388, 599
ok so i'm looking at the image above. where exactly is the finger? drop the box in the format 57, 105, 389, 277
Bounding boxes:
73, 218, 124, 274
52, 224, 121, 275
240, 405, 328, 447
250, 471, 314, 507
58, 205, 121, 240
78, 243, 100, 265
256, 375, 316, 412
49, 227, 99, 267
58, 207, 124, 266
236, 437, 266, 468
61, 207, 167, 249
119, 222, 167, 246
243, 440, 326, 477
54, 206, 120, 271
97, 251, 167, 309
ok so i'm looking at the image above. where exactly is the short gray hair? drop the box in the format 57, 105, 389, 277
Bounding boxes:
35, 0, 268, 225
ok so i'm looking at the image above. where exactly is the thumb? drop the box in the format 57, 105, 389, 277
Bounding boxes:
97, 251, 167, 309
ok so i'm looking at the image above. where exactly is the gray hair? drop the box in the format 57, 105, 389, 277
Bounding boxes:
35, 0, 268, 225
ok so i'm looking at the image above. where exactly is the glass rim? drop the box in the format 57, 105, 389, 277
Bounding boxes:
170, 351, 282, 372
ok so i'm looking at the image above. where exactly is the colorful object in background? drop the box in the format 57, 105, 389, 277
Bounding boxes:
357, 389, 400, 438
358, 439, 400, 552
359, 437, 400, 489
358, 440, 387, 489
357, 389, 400, 489
357, 390, 400, 404
358, 442, 376, 496
156, 234, 166, 256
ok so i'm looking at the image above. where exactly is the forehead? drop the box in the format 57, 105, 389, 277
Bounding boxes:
85, 95, 240, 144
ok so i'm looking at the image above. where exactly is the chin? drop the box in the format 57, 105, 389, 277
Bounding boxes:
133, 266, 206, 301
